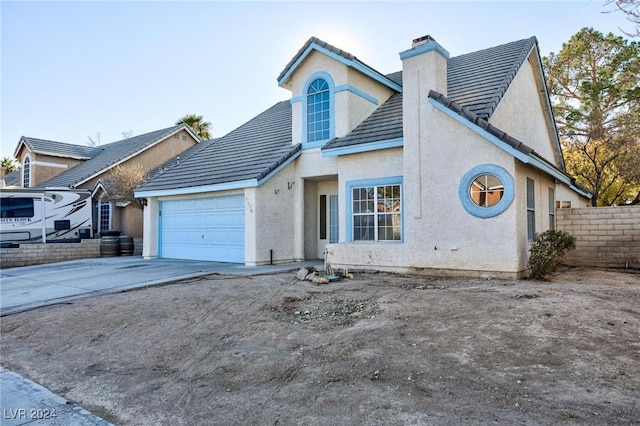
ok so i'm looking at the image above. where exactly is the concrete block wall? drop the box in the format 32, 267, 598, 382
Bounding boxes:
556, 206, 640, 268
0, 240, 102, 269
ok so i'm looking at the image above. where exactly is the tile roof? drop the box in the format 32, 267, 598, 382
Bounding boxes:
144, 137, 220, 182
17, 137, 103, 159
136, 101, 300, 193
447, 37, 537, 119
324, 37, 538, 151
3, 170, 20, 186
35, 125, 187, 189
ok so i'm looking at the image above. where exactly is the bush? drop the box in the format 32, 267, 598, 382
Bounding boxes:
528, 230, 576, 280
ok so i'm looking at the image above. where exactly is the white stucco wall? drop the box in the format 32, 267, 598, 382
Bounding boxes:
249, 160, 299, 266
490, 57, 559, 167
328, 103, 527, 277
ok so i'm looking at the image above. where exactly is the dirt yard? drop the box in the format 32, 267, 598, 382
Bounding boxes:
1, 267, 639, 425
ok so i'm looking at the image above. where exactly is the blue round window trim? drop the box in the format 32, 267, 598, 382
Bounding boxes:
458, 164, 515, 219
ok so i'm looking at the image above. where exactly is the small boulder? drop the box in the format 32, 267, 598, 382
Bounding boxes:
296, 268, 310, 281
305, 271, 317, 281
312, 276, 330, 285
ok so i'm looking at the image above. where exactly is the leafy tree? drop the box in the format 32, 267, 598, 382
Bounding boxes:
175, 114, 211, 140
543, 28, 640, 206
101, 163, 149, 209
1, 157, 18, 173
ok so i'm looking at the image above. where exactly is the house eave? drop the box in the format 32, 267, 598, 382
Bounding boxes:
277, 42, 402, 93
322, 138, 403, 157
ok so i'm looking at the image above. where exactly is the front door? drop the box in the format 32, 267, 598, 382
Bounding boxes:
318, 193, 338, 257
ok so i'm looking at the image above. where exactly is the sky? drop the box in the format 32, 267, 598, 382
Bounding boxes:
0, 0, 635, 161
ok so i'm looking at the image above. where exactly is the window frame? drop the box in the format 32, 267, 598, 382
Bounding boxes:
99, 202, 112, 233
22, 156, 31, 188
458, 164, 514, 219
526, 178, 536, 241
346, 176, 403, 243
302, 72, 335, 149
548, 187, 555, 231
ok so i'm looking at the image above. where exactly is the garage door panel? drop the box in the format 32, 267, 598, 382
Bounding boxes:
159, 195, 245, 263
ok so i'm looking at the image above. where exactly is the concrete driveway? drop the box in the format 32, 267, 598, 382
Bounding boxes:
0, 256, 320, 316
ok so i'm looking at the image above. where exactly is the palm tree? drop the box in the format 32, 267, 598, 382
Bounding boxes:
175, 114, 211, 140
1, 157, 17, 173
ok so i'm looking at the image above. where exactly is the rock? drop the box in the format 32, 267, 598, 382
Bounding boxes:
296, 268, 309, 280
312, 276, 330, 285
305, 271, 317, 281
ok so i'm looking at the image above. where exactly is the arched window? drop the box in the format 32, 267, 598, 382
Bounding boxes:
22, 157, 31, 188
307, 78, 330, 142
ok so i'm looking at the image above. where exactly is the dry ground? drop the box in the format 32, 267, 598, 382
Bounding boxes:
1, 267, 639, 425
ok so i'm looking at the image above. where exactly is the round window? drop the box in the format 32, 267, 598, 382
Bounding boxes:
459, 164, 514, 219
470, 174, 504, 207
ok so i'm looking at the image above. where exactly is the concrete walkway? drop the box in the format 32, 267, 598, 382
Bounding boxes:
0, 257, 321, 425
1, 367, 112, 426
1, 256, 321, 316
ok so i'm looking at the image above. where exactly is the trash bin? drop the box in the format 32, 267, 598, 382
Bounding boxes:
100, 230, 121, 257
119, 235, 134, 256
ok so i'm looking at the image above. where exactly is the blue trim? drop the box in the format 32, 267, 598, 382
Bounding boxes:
399, 40, 450, 60
335, 84, 378, 105
458, 164, 515, 219
290, 96, 303, 104
278, 42, 403, 93
256, 150, 302, 186
345, 176, 404, 242
322, 138, 403, 157
302, 72, 335, 149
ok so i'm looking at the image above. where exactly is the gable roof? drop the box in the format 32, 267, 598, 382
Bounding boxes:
15, 137, 103, 160
323, 37, 539, 153
136, 101, 300, 196
35, 125, 196, 189
277, 36, 402, 93
427, 90, 590, 198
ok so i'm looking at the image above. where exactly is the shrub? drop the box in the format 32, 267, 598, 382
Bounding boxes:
528, 230, 576, 280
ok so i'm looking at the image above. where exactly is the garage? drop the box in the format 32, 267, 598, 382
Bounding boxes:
159, 195, 245, 263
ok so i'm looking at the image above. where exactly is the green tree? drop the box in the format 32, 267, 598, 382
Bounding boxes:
543, 27, 640, 206
1, 157, 18, 173
175, 114, 211, 140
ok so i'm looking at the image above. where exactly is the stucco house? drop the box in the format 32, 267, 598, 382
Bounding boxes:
135, 35, 591, 277
12, 125, 200, 237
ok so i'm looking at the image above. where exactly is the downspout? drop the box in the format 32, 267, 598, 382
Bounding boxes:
41, 192, 47, 243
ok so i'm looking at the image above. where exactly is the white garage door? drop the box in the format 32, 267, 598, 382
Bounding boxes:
159, 195, 245, 263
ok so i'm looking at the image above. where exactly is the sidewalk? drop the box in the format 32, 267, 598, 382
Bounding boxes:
0, 367, 112, 426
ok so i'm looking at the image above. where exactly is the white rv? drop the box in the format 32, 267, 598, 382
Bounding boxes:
0, 188, 93, 245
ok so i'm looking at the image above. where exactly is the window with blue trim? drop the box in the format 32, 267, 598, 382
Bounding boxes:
307, 78, 330, 142
458, 164, 514, 219
352, 184, 402, 241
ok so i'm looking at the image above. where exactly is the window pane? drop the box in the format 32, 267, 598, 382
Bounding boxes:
353, 214, 374, 240
470, 174, 503, 207
526, 178, 535, 209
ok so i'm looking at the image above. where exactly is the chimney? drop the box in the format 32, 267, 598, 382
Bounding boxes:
399, 34, 449, 96
400, 35, 450, 220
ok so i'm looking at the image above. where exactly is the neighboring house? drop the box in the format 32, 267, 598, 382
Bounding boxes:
135, 35, 591, 277
13, 125, 200, 238
1, 170, 20, 188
